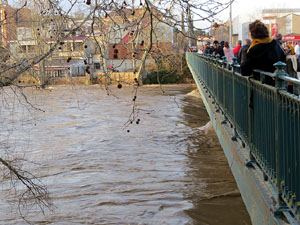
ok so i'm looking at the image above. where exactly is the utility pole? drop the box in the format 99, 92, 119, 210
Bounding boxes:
0, 0, 8, 46
187, 4, 195, 47
229, 0, 233, 48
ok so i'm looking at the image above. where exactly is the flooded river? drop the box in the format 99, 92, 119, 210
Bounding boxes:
0, 84, 251, 224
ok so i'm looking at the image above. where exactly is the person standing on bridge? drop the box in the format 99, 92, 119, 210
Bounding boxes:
295, 41, 300, 75
240, 20, 286, 84
210, 40, 224, 57
223, 41, 234, 63
204, 41, 211, 54
237, 39, 251, 65
233, 40, 242, 58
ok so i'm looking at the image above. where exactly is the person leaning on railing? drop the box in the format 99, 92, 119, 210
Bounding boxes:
240, 20, 286, 85
284, 44, 298, 93
295, 41, 300, 75
237, 39, 251, 65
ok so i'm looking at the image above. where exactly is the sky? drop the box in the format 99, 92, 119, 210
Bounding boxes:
231, 0, 300, 18
196, 0, 300, 30
6, 0, 300, 30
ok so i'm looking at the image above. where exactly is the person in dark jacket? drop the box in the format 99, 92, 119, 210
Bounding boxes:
204, 41, 211, 54
209, 40, 224, 57
209, 40, 218, 55
237, 39, 251, 64
217, 42, 225, 57
240, 20, 286, 84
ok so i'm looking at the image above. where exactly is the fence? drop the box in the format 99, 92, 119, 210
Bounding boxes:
186, 52, 300, 220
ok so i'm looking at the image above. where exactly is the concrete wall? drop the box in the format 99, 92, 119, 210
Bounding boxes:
94, 72, 137, 84
292, 14, 300, 34
92, 57, 156, 73
277, 16, 286, 35
276, 14, 300, 35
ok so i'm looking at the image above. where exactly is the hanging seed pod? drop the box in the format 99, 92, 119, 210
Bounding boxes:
86, 0, 91, 5
86, 66, 90, 74
67, 57, 72, 63
117, 83, 122, 89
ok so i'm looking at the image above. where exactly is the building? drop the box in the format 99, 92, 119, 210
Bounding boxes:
276, 14, 300, 35
91, 7, 175, 73
231, 13, 262, 44
229, 9, 300, 46
2, 2, 177, 84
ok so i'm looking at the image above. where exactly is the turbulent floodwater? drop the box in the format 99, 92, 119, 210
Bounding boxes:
0, 84, 251, 225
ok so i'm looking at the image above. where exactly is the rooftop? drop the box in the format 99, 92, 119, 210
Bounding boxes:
262, 8, 300, 14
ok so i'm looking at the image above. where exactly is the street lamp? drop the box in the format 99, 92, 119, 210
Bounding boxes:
229, 0, 233, 48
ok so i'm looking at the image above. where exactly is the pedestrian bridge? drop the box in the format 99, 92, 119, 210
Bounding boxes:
186, 53, 300, 225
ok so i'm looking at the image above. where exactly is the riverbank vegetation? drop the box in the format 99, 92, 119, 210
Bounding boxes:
144, 55, 193, 84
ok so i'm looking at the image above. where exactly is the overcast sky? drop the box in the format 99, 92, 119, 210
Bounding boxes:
231, 0, 300, 17
7, 0, 300, 30
195, 0, 300, 30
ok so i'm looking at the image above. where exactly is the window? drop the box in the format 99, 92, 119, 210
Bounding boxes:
15, 11, 20, 23
286, 15, 292, 35
73, 42, 83, 51
94, 63, 101, 70
18, 45, 26, 53
27, 45, 36, 53
113, 48, 118, 59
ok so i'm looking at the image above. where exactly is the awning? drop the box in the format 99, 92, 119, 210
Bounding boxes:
282, 34, 300, 41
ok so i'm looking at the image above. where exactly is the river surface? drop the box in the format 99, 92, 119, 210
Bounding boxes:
0, 84, 251, 225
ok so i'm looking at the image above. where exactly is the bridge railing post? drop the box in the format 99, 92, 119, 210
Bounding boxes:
231, 57, 239, 141
273, 61, 287, 208
221, 56, 228, 122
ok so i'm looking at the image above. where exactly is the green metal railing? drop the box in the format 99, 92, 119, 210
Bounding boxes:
186, 52, 300, 219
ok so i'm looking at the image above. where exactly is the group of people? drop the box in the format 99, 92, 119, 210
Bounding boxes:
203, 20, 300, 93
203, 39, 251, 65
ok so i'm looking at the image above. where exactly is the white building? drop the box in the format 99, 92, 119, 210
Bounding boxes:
232, 13, 262, 43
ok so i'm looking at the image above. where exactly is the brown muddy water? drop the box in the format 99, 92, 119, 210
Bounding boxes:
0, 84, 251, 225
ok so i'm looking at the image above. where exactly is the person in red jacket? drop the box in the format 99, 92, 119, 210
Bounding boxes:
233, 40, 242, 57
